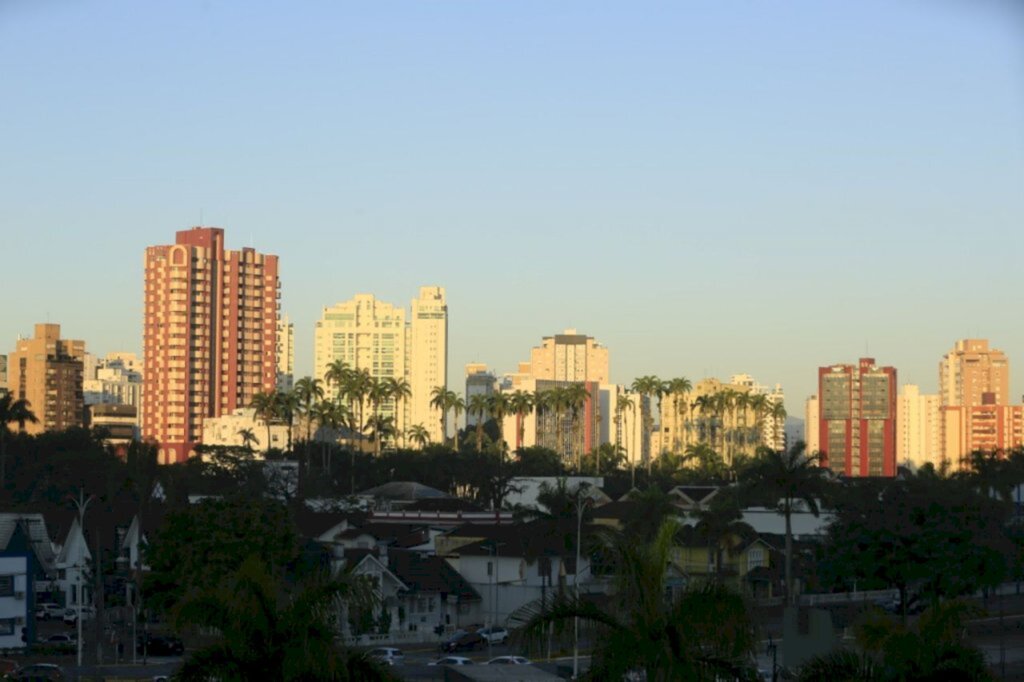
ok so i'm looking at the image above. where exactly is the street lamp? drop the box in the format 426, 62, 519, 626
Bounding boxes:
573, 490, 592, 680
70, 489, 94, 669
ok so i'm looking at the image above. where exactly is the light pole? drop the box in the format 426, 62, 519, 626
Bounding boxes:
71, 489, 94, 669
767, 636, 778, 682
573, 490, 592, 680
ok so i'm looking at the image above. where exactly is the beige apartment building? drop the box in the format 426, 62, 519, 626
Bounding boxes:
804, 396, 820, 454
896, 385, 941, 470
277, 314, 295, 391
523, 329, 609, 383
143, 227, 280, 463
659, 377, 769, 465
938, 339, 1022, 466
314, 287, 448, 444
4, 323, 86, 434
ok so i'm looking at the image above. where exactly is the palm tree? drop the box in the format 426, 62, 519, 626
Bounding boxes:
429, 386, 453, 446
631, 376, 664, 475
365, 415, 396, 456
513, 519, 757, 681
0, 392, 37, 487
487, 391, 511, 453
324, 359, 351, 401
293, 376, 325, 457
345, 369, 373, 452
508, 390, 535, 451
273, 390, 299, 454
236, 428, 258, 453
250, 391, 279, 453
406, 424, 430, 450
616, 393, 637, 488
450, 394, 466, 451
384, 377, 412, 447
468, 393, 490, 452
666, 378, 692, 454
174, 556, 390, 682
740, 441, 826, 605
309, 400, 349, 471
564, 383, 590, 471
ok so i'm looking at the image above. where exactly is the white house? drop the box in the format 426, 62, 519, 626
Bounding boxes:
0, 554, 31, 649
53, 518, 92, 610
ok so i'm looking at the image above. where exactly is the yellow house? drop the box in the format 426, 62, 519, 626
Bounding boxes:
671, 531, 777, 599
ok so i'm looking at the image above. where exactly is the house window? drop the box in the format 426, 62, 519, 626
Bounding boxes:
487, 561, 493, 577
0, 576, 13, 597
0, 619, 13, 636
748, 547, 765, 570
417, 598, 426, 613
428, 598, 435, 613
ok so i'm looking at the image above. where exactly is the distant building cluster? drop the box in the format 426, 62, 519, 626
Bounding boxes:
2, 225, 1021, 478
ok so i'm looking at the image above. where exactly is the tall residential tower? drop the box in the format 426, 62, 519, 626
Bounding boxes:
142, 227, 280, 463
3, 324, 85, 434
817, 358, 897, 477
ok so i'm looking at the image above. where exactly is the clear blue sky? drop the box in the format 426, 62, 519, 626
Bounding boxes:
2, 1, 1022, 410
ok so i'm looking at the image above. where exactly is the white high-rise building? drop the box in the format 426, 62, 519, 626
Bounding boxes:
409, 287, 448, 443
314, 287, 447, 444
730, 374, 786, 451
897, 384, 942, 470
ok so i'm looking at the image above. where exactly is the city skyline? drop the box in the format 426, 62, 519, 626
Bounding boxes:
2, 2, 1022, 405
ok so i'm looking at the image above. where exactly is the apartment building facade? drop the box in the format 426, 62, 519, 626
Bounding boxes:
142, 227, 280, 463
817, 358, 897, 477
3, 324, 85, 434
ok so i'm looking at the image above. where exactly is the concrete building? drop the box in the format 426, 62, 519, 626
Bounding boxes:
86, 404, 138, 448
731, 374, 786, 450
804, 396, 820, 454
524, 329, 608, 383
659, 377, 766, 466
465, 364, 496, 428
940, 339, 1010, 408
0, 355, 6, 387
277, 314, 295, 391
3, 324, 85, 434
817, 358, 897, 477
83, 352, 142, 415
142, 227, 280, 463
938, 339, 1022, 467
314, 287, 448, 444
201, 406, 289, 451
896, 385, 941, 470
408, 286, 448, 443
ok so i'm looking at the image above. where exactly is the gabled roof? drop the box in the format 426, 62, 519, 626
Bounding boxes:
351, 553, 408, 592
55, 517, 92, 566
670, 486, 720, 506
0, 513, 56, 574
387, 549, 480, 601
292, 509, 365, 540
450, 520, 585, 559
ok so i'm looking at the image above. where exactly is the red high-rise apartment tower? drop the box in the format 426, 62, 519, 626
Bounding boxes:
817, 358, 897, 477
143, 227, 279, 463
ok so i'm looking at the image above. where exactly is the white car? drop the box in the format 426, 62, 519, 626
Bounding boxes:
34, 603, 65, 620
428, 656, 474, 666
476, 626, 509, 644
367, 647, 404, 665
486, 655, 531, 665
62, 606, 96, 625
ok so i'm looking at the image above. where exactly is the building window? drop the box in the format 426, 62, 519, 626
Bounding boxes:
0, 576, 13, 597
0, 619, 14, 636
748, 547, 765, 570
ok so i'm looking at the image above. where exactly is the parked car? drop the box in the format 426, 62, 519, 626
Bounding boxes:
427, 656, 474, 666
486, 656, 531, 665
874, 596, 925, 616
43, 634, 75, 653
440, 630, 485, 653
61, 606, 96, 625
367, 647, 404, 665
34, 603, 65, 621
11, 663, 66, 681
136, 634, 185, 656
476, 626, 509, 645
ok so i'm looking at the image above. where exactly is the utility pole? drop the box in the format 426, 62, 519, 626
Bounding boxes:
573, 491, 591, 680
70, 489, 94, 670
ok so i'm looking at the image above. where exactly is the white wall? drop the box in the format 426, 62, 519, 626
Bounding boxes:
0, 556, 30, 649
